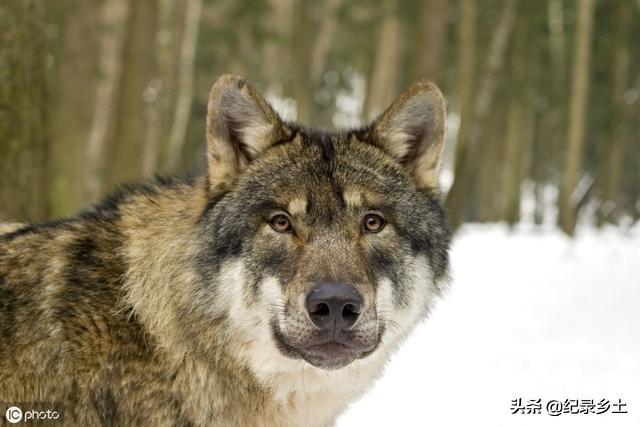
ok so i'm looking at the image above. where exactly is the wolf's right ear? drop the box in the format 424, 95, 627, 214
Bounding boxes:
206, 74, 288, 194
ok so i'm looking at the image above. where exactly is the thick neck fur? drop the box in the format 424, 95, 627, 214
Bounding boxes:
116, 177, 397, 425
0, 176, 403, 426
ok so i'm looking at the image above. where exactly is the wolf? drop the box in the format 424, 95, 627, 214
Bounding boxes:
0, 74, 450, 426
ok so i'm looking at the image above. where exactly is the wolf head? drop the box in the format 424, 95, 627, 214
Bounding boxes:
195, 74, 450, 371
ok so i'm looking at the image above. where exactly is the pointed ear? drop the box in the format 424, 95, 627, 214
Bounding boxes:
372, 80, 446, 195
206, 74, 287, 193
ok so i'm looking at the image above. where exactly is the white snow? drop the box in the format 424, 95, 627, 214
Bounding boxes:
338, 223, 640, 426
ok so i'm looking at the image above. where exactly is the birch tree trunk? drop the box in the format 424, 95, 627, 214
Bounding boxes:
558, 0, 595, 235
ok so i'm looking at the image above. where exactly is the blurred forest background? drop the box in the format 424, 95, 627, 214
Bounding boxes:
1, 0, 639, 235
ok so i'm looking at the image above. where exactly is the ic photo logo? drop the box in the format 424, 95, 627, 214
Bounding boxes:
3, 404, 62, 424
5, 406, 22, 424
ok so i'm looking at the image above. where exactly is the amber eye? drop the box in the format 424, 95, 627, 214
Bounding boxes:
363, 213, 385, 233
269, 214, 292, 233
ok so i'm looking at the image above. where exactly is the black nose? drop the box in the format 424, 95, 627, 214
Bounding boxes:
306, 282, 364, 333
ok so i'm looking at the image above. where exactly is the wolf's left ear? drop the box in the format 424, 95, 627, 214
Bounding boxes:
206, 74, 288, 193
372, 80, 446, 195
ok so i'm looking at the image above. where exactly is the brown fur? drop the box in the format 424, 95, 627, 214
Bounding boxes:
0, 75, 450, 426
0, 180, 278, 425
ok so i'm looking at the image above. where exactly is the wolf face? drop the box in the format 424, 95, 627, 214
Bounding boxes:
194, 75, 450, 372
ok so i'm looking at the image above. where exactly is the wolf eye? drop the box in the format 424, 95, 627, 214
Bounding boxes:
269, 214, 292, 233
363, 213, 385, 233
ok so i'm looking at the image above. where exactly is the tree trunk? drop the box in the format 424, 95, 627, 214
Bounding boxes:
543, 0, 568, 175
310, 0, 344, 85
165, 0, 203, 171
558, 0, 595, 235
292, 0, 312, 123
597, 2, 631, 226
0, 0, 50, 221
547, 0, 566, 95
104, 0, 158, 190
500, 5, 532, 225
442, 0, 475, 223
502, 95, 525, 224
412, 0, 449, 84
446, 0, 520, 230
475, 93, 507, 222
365, 1, 403, 120
142, 78, 160, 177
48, 0, 101, 216
451, 0, 476, 168
85, 0, 129, 202
262, 0, 293, 93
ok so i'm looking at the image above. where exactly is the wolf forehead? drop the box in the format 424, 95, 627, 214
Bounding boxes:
200, 128, 451, 280
236, 127, 414, 208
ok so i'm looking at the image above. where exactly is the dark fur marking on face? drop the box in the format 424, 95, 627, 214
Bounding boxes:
199, 190, 301, 271
257, 245, 290, 277
211, 208, 246, 260
402, 196, 450, 279
271, 319, 303, 361
368, 246, 401, 285
199, 192, 226, 223
270, 127, 300, 149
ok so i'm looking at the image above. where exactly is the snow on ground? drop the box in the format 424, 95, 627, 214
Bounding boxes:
338, 223, 640, 426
